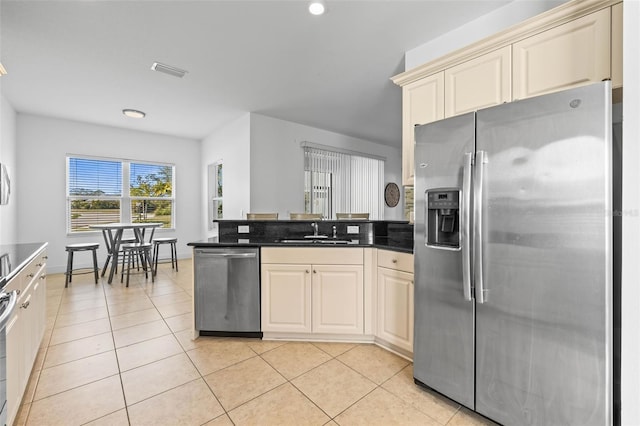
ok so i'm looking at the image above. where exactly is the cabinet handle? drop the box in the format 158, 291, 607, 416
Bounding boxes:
40, 274, 46, 280
21, 300, 30, 309
305, 270, 309, 274
313, 270, 317, 274
36, 263, 43, 267
43, 256, 48, 260
27, 273, 34, 278
392, 259, 397, 263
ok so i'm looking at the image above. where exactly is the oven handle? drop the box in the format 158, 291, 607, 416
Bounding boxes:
0, 290, 18, 329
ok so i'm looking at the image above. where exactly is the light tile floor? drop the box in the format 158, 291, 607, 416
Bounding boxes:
16, 258, 497, 426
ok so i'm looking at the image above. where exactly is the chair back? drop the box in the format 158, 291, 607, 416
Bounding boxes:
336, 213, 370, 220
290, 213, 322, 220
246, 213, 279, 220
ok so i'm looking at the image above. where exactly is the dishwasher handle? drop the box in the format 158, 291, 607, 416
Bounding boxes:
195, 250, 257, 259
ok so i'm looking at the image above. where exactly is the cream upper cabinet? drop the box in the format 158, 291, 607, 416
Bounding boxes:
402, 72, 444, 186
611, 2, 623, 89
444, 46, 511, 118
513, 8, 611, 100
312, 265, 364, 334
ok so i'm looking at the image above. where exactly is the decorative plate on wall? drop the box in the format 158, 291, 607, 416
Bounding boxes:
384, 182, 400, 207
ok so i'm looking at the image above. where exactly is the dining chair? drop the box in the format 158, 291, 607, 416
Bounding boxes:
246, 213, 279, 220
120, 242, 154, 287
336, 213, 370, 220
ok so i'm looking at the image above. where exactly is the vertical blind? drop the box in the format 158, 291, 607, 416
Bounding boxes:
303, 146, 384, 220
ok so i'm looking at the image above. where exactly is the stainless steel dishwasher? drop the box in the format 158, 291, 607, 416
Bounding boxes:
194, 247, 261, 337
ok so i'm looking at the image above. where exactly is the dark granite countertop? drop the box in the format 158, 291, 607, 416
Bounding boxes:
189, 220, 413, 253
0, 242, 48, 287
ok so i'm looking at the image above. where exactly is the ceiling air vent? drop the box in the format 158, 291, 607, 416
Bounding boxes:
151, 62, 188, 78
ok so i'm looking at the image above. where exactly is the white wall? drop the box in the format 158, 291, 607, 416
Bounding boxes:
0, 95, 17, 244
621, 1, 640, 424
200, 113, 251, 236
405, 0, 567, 70
16, 114, 201, 273
249, 113, 403, 221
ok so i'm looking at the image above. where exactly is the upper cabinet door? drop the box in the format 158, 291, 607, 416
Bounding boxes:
611, 2, 623, 89
402, 72, 445, 186
513, 8, 611, 100
444, 46, 512, 118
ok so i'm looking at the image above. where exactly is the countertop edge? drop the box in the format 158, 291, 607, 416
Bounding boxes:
1, 242, 48, 284
188, 241, 413, 254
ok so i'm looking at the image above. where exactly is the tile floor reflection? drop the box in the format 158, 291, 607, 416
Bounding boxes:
16, 258, 496, 425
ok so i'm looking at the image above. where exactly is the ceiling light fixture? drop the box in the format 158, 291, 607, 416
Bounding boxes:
122, 109, 146, 119
0, 63, 7, 77
151, 62, 188, 78
308, 0, 326, 16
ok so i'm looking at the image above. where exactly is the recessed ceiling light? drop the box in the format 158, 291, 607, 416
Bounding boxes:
151, 62, 188, 78
308, 0, 326, 16
122, 109, 146, 119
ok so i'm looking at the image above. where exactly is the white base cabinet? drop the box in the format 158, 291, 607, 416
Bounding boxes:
375, 249, 414, 356
5, 246, 47, 426
261, 247, 364, 337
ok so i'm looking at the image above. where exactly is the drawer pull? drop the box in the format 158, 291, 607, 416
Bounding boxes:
21, 300, 30, 309
392, 259, 398, 263
40, 275, 46, 280
36, 263, 43, 267
27, 273, 34, 278
313, 270, 317, 274
305, 270, 310, 274
43, 256, 48, 260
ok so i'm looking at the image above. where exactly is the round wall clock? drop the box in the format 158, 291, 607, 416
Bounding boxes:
384, 182, 400, 207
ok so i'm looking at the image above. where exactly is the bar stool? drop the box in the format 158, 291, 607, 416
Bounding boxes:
65, 243, 100, 287
120, 242, 153, 287
152, 237, 178, 276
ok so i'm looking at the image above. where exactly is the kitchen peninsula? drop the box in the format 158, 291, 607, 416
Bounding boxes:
188, 220, 414, 359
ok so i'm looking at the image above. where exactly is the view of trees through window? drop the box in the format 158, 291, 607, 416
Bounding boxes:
68, 157, 174, 232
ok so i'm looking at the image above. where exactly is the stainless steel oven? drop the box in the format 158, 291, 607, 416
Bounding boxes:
0, 289, 18, 426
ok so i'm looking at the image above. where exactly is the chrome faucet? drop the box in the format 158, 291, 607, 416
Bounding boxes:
311, 222, 318, 236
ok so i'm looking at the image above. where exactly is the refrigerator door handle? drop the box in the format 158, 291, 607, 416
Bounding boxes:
474, 150, 487, 304
461, 152, 473, 301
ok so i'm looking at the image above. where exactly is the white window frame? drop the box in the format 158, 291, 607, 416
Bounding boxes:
208, 160, 223, 229
66, 155, 176, 234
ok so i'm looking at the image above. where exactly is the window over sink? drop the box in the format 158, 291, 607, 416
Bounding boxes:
303, 144, 384, 220
66, 156, 175, 233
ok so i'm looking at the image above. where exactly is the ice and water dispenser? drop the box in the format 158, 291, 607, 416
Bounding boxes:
426, 189, 460, 249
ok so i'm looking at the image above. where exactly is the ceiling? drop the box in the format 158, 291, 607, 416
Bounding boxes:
1, 0, 515, 147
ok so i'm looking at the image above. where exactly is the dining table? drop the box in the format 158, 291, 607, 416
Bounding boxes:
89, 222, 162, 284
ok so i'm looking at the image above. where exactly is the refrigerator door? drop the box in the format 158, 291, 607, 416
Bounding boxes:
413, 112, 476, 409
475, 82, 612, 425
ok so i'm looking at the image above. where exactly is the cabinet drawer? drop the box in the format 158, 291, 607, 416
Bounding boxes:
261, 247, 363, 265
377, 250, 413, 273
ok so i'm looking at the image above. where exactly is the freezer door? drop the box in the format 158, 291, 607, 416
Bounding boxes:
475, 82, 612, 425
413, 112, 476, 409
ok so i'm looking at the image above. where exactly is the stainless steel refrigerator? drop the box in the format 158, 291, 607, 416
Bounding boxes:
413, 81, 615, 425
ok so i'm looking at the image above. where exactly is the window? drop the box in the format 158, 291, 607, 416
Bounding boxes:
208, 161, 223, 227
303, 145, 384, 219
67, 156, 174, 233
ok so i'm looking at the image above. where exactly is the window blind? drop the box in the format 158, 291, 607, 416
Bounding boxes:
303, 146, 384, 220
